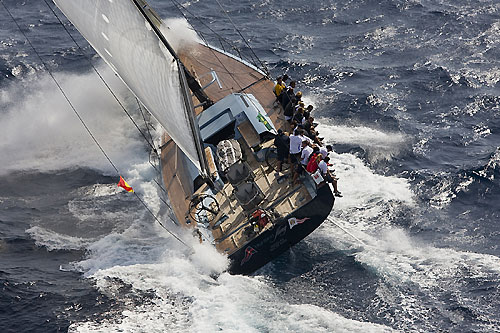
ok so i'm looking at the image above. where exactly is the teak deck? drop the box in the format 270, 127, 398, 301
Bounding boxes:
160, 43, 310, 254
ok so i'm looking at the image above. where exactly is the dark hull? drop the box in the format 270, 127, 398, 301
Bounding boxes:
228, 185, 335, 275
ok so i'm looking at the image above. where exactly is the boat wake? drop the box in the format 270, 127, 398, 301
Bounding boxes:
19, 94, 396, 331
310, 130, 500, 331
13, 66, 499, 331
24, 145, 393, 332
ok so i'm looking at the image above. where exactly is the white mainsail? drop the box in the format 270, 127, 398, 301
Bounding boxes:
53, 0, 202, 170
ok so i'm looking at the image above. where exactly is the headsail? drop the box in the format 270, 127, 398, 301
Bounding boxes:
53, 0, 203, 171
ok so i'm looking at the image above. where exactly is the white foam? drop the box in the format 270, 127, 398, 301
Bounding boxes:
0, 65, 148, 176
477, 147, 500, 180
160, 17, 202, 53
325, 149, 414, 212
26, 226, 95, 251
48, 128, 394, 332
316, 121, 408, 162
361, 228, 500, 284
70, 258, 396, 333
79, 183, 121, 198
315, 133, 414, 255
366, 26, 398, 42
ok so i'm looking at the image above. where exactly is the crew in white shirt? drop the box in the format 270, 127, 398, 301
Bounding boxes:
289, 132, 303, 155
318, 158, 328, 175
300, 143, 313, 166
318, 156, 342, 197
319, 144, 333, 159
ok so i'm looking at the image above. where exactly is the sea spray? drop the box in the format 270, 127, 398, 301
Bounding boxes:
161, 17, 202, 53
316, 122, 409, 163
0, 65, 149, 176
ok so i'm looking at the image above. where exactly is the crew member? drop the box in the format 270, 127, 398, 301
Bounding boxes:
318, 156, 342, 197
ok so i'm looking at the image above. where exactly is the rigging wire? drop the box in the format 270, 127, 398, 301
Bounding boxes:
133, 98, 179, 204
213, 0, 270, 76
169, 0, 276, 121
40, 0, 179, 215
169, 1, 248, 93
327, 217, 367, 248
1, 0, 192, 250
136, 98, 155, 148
41, 0, 159, 157
169, 0, 268, 76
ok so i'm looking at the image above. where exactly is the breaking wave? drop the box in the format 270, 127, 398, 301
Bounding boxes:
26, 226, 95, 252
0, 65, 151, 176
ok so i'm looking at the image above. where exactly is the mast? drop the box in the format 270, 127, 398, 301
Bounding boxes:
130, 0, 212, 178
178, 61, 210, 179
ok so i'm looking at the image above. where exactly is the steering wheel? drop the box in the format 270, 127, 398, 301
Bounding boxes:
189, 194, 220, 224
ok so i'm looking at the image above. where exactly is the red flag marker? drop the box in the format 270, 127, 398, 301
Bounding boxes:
117, 176, 134, 193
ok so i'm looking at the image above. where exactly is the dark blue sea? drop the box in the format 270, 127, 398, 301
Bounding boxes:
1, 0, 500, 332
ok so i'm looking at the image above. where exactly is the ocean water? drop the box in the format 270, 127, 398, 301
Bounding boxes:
1, 0, 500, 332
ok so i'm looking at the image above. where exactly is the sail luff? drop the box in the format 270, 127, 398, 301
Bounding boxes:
130, 0, 180, 61
130, 0, 210, 178
132, 0, 213, 109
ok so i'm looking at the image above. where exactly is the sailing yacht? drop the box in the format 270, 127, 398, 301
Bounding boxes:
52, 0, 335, 275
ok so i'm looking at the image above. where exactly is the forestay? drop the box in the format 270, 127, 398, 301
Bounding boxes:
53, 0, 202, 170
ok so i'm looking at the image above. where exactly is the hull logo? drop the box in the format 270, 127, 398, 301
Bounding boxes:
273, 223, 288, 241
240, 246, 257, 266
288, 217, 310, 230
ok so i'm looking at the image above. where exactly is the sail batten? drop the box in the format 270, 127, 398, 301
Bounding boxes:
53, 0, 202, 171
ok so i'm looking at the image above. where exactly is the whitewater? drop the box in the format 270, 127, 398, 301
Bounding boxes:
2, 0, 500, 332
